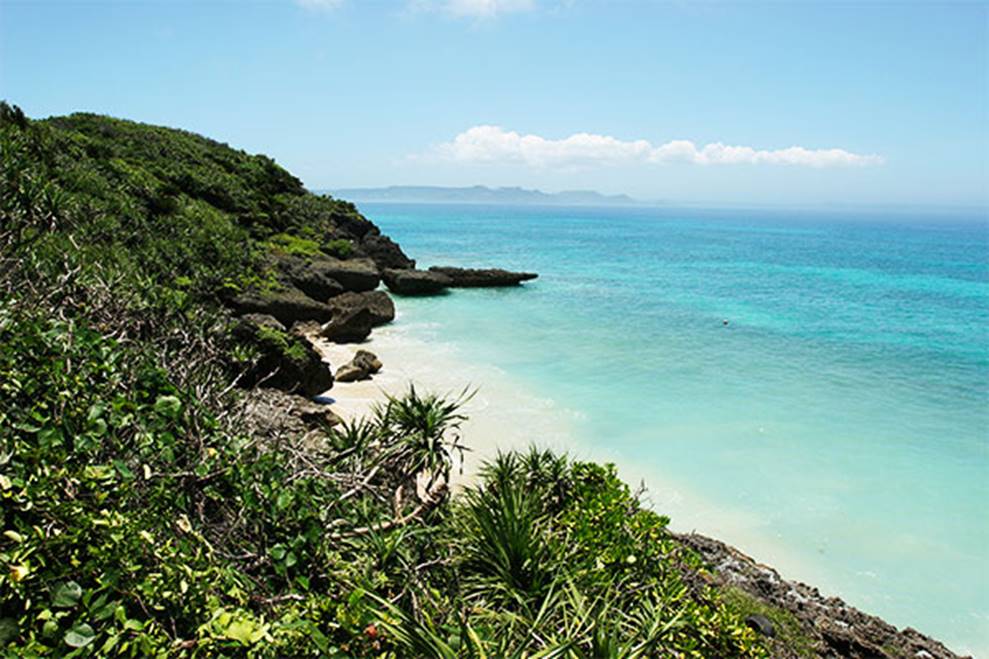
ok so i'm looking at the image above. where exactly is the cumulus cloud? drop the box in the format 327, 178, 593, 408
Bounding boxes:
295, 0, 343, 11
431, 125, 884, 168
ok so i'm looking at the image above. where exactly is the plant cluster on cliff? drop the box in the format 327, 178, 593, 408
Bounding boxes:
1, 103, 767, 657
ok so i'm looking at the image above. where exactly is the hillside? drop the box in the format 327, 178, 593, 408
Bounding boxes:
0, 105, 962, 658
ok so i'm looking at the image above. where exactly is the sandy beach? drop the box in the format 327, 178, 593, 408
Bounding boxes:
309, 313, 582, 485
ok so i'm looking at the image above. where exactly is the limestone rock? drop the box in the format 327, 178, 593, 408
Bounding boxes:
232, 314, 333, 396
360, 233, 416, 271
320, 307, 374, 344
335, 349, 383, 382
382, 268, 451, 296
327, 290, 395, 327
428, 266, 538, 287
229, 286, 333, 327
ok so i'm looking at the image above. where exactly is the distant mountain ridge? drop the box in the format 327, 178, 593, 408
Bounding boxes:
324, 185, 642, 206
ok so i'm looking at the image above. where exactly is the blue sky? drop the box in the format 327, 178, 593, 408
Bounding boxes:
1, 0, 986, 207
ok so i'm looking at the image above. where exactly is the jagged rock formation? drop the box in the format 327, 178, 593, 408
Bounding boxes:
680, 533, 968, 659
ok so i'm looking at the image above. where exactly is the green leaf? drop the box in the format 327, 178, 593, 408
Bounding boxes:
269, 544, 287, 561
154, 395, 182, 419
52, 581, 83, 608
64, 623, 96, 648
223, 618, 264, 645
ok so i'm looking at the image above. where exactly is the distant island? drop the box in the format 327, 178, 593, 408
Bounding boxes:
323, 184, 643, 206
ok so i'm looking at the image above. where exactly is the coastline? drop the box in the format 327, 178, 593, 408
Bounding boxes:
312, 301, 974, 659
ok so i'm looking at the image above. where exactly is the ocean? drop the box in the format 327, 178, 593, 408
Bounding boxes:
358, 202, 989, 655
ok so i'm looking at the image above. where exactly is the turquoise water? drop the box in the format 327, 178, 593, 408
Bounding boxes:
362, 203, 989, 655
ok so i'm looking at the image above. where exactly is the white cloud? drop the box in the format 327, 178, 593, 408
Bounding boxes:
431, 125, 884, 168
409, 0, 536, 18
295, 0, 343, 11
445, 0, 535, 17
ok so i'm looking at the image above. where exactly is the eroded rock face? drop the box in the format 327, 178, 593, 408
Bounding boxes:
320, 307, 374, 344
428, 266, 538, 287
275, 254, 346, 300
382, 268, 451, 296
232, 314, 333, 396
327, 290, 395, 327
230, 286, 333, 326
335, 349, 383, 382
312, 256, 381, 293
360, 233, 416, 271
678, 533, 968, 659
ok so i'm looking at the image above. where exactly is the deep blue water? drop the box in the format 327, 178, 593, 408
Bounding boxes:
360, 203, 989, 654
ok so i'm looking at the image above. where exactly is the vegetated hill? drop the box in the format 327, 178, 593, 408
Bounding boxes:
0, 104, 962, 658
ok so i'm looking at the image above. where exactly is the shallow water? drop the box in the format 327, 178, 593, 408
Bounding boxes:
358, 202, 989, 655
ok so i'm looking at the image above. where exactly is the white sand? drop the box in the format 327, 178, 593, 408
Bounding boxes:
310, 317, 582, 484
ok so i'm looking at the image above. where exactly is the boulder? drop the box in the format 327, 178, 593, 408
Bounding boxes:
293, 398, 345, 428
382, 268, 451, 296
314, 256, 380, 293
427, 266, 538, 287
360, 233, 416, 271
275, 254, 345, 300
327, 290, 395, 327
239, 313, 286, 332
320, 307, 374, 344
232, 315, 333, 396
229, 286, 333, 326
335, 350, 383, 383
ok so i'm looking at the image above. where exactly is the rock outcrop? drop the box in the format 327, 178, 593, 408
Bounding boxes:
274, 254, 346, 300
320, 307, 374, 344
679, 533, 968, 659
360, 233, 416, 271
428, 266, 538, 287
327, 290, 395, 327
230, 286, 333, 326
293, 255, 379, 293
382, 268, 452, 295
232, 314, 333, 396
335, 350, 383, 382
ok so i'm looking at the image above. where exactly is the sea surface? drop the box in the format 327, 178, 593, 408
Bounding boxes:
359, 202, 989, 655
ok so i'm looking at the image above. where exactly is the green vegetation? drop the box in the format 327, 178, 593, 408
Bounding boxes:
1, 103, 770, 656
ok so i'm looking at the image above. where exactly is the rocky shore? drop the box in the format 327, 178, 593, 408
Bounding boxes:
222, 217, 966, 659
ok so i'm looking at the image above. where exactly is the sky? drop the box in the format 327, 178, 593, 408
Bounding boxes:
1, 0, 987, 208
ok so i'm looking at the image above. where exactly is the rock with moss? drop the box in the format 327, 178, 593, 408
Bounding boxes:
327, 290, 395, 327
233, 315, 333, 396
229, 285, 333, 326
273, 254, 347, 300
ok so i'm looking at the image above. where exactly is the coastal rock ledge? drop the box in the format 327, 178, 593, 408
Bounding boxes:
679, 532, 970, 659
429, 266, 538, 287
